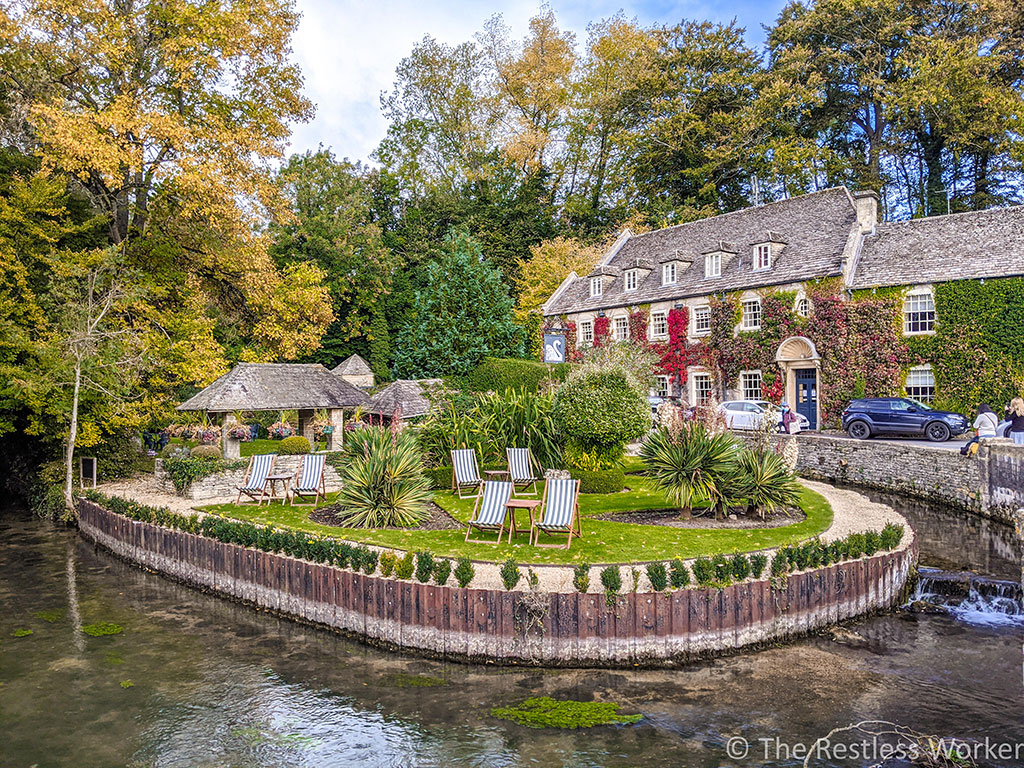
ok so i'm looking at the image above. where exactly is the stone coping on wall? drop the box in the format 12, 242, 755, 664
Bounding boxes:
77, 499, 916, 667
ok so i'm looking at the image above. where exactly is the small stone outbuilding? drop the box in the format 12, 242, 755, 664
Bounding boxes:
177, 363, 368, 457
331, 354, 375, 389
365, 379, 442, 421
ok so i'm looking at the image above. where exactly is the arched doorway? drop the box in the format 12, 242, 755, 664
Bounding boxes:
775, 336, 821, 429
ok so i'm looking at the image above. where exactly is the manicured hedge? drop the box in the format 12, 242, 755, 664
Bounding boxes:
462, 357, 569, 393
570, 466, 625, 494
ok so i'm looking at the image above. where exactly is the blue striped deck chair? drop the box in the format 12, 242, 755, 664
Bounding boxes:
464, 481, 514, 544
235, 453, 276, 505
290, 453, 326, 507
506, 447, 540, 496
531, 478, 582, 549
451, 448, 482, 499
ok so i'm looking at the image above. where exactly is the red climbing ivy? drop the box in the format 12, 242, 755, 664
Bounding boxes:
593, 315, 611, 347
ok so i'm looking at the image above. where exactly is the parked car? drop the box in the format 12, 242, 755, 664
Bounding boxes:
996, 420, 1011, 438
720, 400, 810, 431
842, 398, 969, 442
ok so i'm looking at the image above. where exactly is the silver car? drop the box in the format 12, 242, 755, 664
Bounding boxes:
720, 400, 811, 431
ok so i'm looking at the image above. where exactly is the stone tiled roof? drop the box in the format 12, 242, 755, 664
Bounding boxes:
365, 379, 443, 419
331, 353, 374, 377
544, 187, 858, 316
178, 363, 369, 412
851, 205, 1024, 289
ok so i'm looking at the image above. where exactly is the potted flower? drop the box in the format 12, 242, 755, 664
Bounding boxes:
197, 428, 220, 445
269, 421, 293, 439
227, 424, 253, 441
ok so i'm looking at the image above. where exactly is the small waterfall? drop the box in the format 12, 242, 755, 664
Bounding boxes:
910, 568, 1024, 627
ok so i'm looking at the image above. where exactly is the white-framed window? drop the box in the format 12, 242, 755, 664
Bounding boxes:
624, 269, 638, 291
740, 370, 762, 401
741, 298, 762, 330
705, 252, 721, 278
655, 375, 670, 399
692, 372, 713, 405
662, 262, 677, 285
579, 320, 593, 346
693, 305, 711, 335
753, 243, 772, 271
613, 316, 629, 341
590, 277, 603, 297
796, 297, 811, 317
906, 366, 935, 402
651, 311, 668, 339
904, 291, 936, 334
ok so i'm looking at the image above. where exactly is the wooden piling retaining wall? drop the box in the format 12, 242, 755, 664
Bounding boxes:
77, 500, 916, 667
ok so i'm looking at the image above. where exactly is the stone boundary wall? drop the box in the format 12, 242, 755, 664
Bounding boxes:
155, 455, 343, 500
743, 434, 1024, 525
77, 500, 916, 667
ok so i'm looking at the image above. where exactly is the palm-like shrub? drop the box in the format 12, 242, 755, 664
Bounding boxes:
640, 424, 740, 517
732, 448, 802, 519
332, 427, 431, 528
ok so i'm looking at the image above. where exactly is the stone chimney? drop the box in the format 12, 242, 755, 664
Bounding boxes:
852, 190, 879, 233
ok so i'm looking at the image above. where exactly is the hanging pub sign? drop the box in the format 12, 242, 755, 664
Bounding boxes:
543, 332, 566, 364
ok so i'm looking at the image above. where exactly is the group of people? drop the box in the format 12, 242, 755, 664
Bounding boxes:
961, 397, 1024, 455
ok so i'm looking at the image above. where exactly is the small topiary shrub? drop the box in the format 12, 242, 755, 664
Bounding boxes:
770, 552, 789, 577
360, 548, 378, 575
646, 562, 668, 591
880, 522, 904, 549
863, 531, 881, 556
434, 558, 452, 586
161, 443, 189, 459
572, 563, 591, 593
454, 556, 475, 588
190, 444, 221, 459
395, 552, 415, 580
571, 467, 625, 494
730, 553, 751, 581
415, 551, 435, 583
670, 559, 690, 588
692, 556, 714, 586
379, 551, 397, 577
711, 554, 731, 584
750, 553, 768, 579
500, 558, 522, 591
600, 566, 622, 607
277, 435, 312, 455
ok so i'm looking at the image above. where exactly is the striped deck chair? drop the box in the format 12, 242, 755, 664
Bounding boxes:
290, 453, 326, 507
531, 478, 582, 549
235, 453, 276, 505
506, 447, 540, 496
464, 481, 514, 544
451, 448, 482, 499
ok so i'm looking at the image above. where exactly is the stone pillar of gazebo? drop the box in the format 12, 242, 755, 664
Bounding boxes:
221, 413, 241, 460
297, 408, 316, 446
325, 408, 345, 452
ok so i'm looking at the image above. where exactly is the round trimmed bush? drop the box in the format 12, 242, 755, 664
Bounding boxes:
571, 466, 625, 494
161, 443, 190, 458
190, 445, 222, 459
277, 436, 311, 455
553, 371, 648, 467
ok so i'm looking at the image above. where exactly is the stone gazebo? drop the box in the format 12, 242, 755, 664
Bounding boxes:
177, 363, 368, 458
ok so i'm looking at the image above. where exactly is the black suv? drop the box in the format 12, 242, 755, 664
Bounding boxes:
842, 398, 969, 442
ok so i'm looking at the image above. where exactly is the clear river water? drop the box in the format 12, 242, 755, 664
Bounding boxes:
1, 494, 1022, 768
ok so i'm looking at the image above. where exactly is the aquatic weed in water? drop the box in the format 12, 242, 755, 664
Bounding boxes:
491, 697, 642, 729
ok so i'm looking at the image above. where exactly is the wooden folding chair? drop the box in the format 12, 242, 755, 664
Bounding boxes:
290, 453, 326, 507
451, 448, 483, 499
464, 481, 514, 544
531, 478, 582, 549
235, 453, 276, 505
506, 447, 541, 496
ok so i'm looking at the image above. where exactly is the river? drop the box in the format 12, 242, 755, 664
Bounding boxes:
1, 499, 1022, 768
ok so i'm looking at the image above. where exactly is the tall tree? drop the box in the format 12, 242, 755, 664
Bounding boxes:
393, 231, 524, 378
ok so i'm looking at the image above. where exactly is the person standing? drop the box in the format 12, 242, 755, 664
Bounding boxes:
961, 404, 998, 455
1007, 397, 1024, 445
781, 403, 799, 434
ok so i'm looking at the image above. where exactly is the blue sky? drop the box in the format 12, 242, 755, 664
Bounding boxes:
288, 0, 788, 162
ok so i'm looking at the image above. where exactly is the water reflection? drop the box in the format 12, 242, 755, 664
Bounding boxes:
1, 508, 1022, 768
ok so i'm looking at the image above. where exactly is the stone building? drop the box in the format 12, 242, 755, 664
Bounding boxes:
543, 187, 1024, 428
331, 353, 375, 390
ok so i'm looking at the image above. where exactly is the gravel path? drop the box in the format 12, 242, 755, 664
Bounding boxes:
93, 477, 910, 594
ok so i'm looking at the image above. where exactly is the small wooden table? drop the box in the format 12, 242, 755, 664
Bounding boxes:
484, 469, 510, 482
263, 473, 292, 504
505, 498, 542, 542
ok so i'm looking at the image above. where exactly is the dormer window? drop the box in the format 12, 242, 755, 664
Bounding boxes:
590, 277, 603, 297
624, 269, 638, 291
754, 243, 772, 271
705, 252, 721, 278
662, 262, 677, 285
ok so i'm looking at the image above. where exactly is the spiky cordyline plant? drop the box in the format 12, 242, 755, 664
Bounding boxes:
732, 448, 802, 519
640, 423, 740, 518
332, 427, 431, 528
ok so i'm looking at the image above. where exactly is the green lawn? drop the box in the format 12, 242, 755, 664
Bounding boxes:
197, 476, 833, 565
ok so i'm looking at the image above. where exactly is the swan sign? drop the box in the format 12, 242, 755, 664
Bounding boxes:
543, 332, 566, 364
